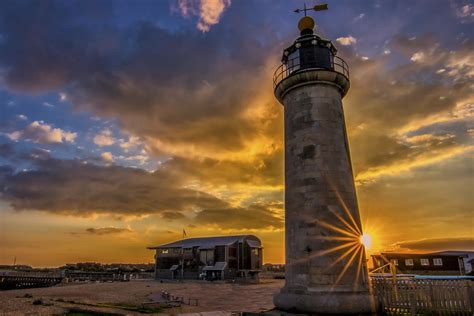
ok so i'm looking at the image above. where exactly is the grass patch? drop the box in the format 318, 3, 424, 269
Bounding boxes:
61, 301, 163, 314
96, 303, 163, 313
64, 308, 121, 316
32, 299, 43, 305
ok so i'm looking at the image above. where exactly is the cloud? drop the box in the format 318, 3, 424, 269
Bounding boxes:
121, 154, 149, 165
0, 152, 229, 217
177, 0, 231, 32
339, 36, 474, 183
454, 3, 474, 19
391, 237, 474, 252
85, 226, 132, 235
410, 51, 425, 62
7, 121, 76, 144
101, 151, 114, 163
336, 35, 357, 46
94, 129, 116, 147
194, 203, 283, 230
0, 143, 15, 158
119, 135, 141, 151
161, 211, 186, 220
0, 1, 472, 254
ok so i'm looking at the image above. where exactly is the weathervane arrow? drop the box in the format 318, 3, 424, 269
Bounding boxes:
294, 3, 328, 16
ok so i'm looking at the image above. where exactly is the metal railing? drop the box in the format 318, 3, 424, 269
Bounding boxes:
371, 277, 474, 315
273, 55, 349, 89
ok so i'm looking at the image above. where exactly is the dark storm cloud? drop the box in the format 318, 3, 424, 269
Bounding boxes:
0, 0, 281, 156
85, 227, 132, 235
0, 0, 472, 242
165, 153, 284, 187
393, 237, 474, 252
0, 143, 14, 158
0, 146, 284, 230
339, 37, 473, 178
195, 204, 283, 230
0, 0, 116, 92
161, 211, 186, 220
0, 154, 228, 216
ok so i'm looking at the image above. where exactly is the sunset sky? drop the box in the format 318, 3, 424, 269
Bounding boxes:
0, 0, 473, 267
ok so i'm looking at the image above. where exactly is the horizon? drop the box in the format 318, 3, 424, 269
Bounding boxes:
1, 0, 473, 267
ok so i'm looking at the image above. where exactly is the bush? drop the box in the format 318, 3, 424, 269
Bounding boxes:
32, 299, 43, 305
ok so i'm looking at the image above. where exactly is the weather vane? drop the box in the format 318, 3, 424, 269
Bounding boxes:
294, 3, 328, 16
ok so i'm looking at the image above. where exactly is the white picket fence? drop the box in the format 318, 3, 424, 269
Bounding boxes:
371, 278, 474, 315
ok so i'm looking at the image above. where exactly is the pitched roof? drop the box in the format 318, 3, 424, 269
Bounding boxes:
148, 235, 261, 249
374, 250, 474, 258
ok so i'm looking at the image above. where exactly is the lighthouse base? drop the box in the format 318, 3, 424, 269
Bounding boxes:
273, 288, 376, 314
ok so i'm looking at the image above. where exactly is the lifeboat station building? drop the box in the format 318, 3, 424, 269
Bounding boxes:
148, 235, 263, 280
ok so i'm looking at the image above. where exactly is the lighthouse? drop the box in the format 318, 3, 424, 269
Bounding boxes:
272, 7, 374, 314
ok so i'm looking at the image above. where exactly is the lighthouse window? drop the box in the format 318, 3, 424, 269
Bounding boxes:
287, 50, 300, 73
313, 46, 332, 69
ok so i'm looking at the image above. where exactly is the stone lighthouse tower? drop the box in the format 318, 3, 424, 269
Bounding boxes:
272, 9, 374, 314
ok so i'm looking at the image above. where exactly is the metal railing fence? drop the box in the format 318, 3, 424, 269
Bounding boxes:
273, 55, 349, 89
371, 277, 474, 315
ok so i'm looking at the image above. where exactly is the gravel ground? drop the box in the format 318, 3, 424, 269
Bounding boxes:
0, 279, 283, 315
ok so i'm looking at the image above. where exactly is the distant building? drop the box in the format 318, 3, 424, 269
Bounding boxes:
371, 251, 474, 275
148, 235, 263, 280
263, 263, 285, 273
0, 265, 32, 271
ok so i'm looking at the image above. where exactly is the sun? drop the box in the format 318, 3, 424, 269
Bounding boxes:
359, 233, 372, 250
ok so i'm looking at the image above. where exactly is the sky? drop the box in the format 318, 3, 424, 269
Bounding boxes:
0, 0, 473, 267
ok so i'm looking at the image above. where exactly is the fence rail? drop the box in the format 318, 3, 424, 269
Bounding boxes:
273, 55, 349, 89
371, 277, 474, 315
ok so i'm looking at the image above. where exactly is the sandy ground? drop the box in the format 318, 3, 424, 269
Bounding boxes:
0, 279, 283, 315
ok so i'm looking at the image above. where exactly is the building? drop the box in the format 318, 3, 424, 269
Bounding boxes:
148, 235, 263, 280
272, 10, 372, 315
372, 251, 474, 275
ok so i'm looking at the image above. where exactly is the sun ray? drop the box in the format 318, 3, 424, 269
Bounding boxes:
331, 245, 362, 291
313, 236, 358, 242
325, 175, 362, 235
317, 220, 359, 238
324, 242, 361, 272
286, 240, 360, 267
312, 240, 359, 258
327, 205, 361, 236
354, 244, 365, 289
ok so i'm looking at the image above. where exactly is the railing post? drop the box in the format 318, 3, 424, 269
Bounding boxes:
468, 281, 474, 313
409, 291, 417, 316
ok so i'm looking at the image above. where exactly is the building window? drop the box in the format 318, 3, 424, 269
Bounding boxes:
420, 259, 429, 266
433, 258, 443, 266
252, 248, 259, 256
391, 259, 399, 266
405, 259, 414, 266
160, 249, 169, 254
